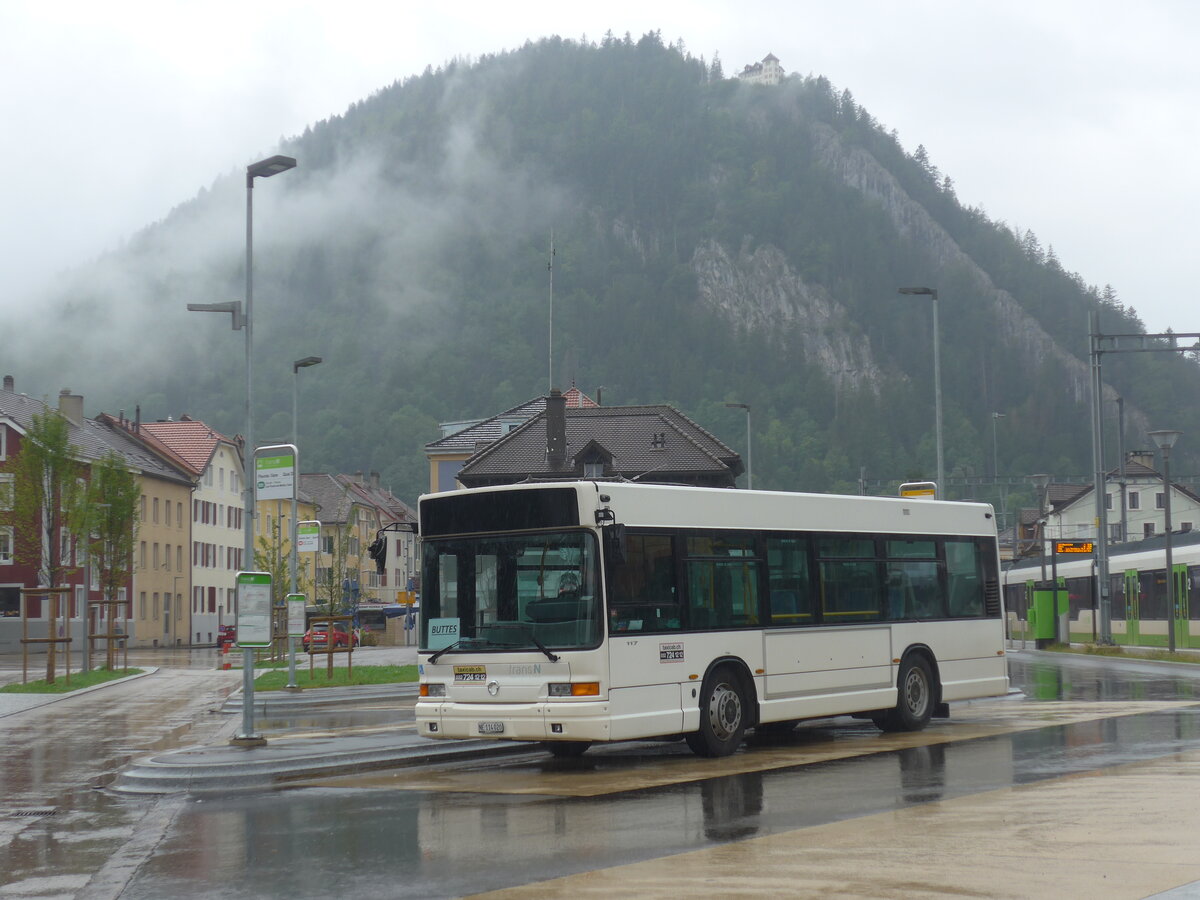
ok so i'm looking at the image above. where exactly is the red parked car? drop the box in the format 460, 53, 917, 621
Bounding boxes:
302, 622, 357, 652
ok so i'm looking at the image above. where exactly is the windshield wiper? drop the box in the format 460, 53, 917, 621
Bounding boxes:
525, 630, 561, 663
428, 639, 476, 664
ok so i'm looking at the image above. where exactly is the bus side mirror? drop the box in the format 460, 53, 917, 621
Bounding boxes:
603, 524, 626, 566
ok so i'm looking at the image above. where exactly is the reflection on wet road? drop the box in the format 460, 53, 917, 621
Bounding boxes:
0, 661, 242, 898
107, 650, 1200, 900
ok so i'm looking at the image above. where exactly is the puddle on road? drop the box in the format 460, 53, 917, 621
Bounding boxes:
308, 699, 1200, 797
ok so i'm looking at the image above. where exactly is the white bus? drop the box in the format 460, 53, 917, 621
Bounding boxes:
415, 481, 1009, 757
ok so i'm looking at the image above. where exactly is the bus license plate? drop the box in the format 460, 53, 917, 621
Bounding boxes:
478, 721, 505, 734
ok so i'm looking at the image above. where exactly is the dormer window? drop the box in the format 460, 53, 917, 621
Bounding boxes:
584, 461, 604, 478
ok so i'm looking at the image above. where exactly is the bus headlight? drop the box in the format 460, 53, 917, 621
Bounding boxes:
548, 682, 600, 697
420, 683, 446, 698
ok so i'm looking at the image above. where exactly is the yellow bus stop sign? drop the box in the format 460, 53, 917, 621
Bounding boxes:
899, 481, 937, 498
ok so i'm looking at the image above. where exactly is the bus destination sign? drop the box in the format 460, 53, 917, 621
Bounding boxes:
1055, 541, 1095, 554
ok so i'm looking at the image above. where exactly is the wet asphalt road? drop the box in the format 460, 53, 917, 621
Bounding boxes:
5, 649, 1200, 899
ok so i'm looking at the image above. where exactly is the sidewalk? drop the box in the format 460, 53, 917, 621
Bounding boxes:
3, 642, 523, 795
109, 642, 533, 794
111, 700, 524, 795
0, 666, 161, 718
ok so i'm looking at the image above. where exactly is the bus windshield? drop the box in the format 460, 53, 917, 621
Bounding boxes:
420, 530, 602, 652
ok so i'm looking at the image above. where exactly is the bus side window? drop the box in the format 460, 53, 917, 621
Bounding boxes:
766, 537, 813, 625
686, 563, 760, 629
945, 540, 984, 616
609, 534, 679, 632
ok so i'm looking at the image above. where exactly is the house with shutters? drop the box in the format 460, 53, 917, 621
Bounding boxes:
0, 378, 196, 651
1020, 451, 1200, 558
137, 416, 247, 644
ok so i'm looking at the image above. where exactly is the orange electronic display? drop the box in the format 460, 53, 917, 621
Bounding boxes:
1055, 541, 1095, 554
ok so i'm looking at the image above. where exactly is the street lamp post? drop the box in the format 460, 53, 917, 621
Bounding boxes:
725, 402, 752, 489
287, 356, 321, 689
190, 154, 295, 745
898, 288, 943, 493
1149, 430, 1182, 653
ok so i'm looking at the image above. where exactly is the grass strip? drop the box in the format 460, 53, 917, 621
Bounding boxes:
0, 667, 144, 694
254, 664, 418, 691
1044, 642, 1200, 664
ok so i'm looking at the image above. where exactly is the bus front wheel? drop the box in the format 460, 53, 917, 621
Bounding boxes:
873, 654, 934, 733
686, 666, 748, 757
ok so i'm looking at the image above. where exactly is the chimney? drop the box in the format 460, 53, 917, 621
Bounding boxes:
546, 389, 566, 468
1129, 450, 1157, 469
370, 471, 380, 488
2, 375, 12, 392
58, 389, 84, 427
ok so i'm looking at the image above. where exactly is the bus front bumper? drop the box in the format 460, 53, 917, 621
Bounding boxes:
416, 699, 612, 743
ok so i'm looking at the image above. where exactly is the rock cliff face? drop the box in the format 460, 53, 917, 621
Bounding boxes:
691, 238, 886, 394
807, 120, 1131, 419
686, 110, 1152, 444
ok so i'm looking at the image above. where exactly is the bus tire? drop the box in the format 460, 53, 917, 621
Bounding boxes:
543, 741, 591, 758
873, 654, 934, 733
686, 665, 748, 757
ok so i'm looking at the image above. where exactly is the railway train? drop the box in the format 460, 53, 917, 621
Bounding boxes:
1002, 529, 1200, 648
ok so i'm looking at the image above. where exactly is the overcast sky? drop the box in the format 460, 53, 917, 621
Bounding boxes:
2, 0, 1196, 333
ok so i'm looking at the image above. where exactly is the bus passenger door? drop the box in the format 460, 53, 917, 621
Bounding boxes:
1124, 570, 1140, 646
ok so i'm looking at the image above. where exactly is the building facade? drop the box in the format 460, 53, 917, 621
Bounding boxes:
737, 53, 784, 85
454, 391, 743, 489
300, 472, 417, 629
0, 381, 199, 652
1024, 453, 1200, 559
140, 417, 246, 644
424, 389, 598, 493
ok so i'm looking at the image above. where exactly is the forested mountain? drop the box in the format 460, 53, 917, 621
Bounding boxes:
10, 33, 1199, 508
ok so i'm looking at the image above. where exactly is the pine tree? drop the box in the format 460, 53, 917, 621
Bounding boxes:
709, 52, 724, 81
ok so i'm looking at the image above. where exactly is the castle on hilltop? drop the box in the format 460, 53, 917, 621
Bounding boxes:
737, 53, 784, 85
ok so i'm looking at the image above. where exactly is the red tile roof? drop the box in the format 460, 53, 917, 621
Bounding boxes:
140, 418, 239, 473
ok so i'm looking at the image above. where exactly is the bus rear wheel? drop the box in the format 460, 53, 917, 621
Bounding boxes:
686, 666, 748, 757
873, 654, 934, 733
543, 741, 591, 758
